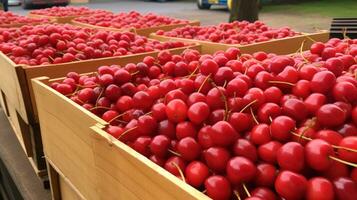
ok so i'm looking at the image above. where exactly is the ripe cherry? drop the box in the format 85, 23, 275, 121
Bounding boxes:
187, 102, 210, 124
204, 147, 230, 173
211, 121, 239, 147
277, 142, 305, 172
166, 99, 187, 123
204, 175, 232, 200
185, 161, 210, 188
226, 156, 257, 184
306, 177, 334, 200
305, 139, 334, 171
275, 170, 307, 200
177, 137, 201, 161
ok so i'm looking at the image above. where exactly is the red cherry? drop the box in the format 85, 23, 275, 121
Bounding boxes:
164, 156, 186, 177
305, 139, 334, 171
275, 170, 307, 200
226, 156, 256, 184
166, 99, 187, 123
232, 139, 257, 162
204, 147, 230, 173
317, 104, 346, 127
258, 141, 282, 164
333, 177, 357, 200
200, 59, 219, 75
177, 137, 201, 161
310, 71, 336, 94
250, 124, 271, 145
211, 121, 239, 147
277, 142, 305, 172
251, 187, 277, 200
187, 102, 210, 124
150, 135, 170, 158
204, 175, 232, 200
197, 125, 214, 149
255, 163, 277, 187
185, 161, 210, 188
176, 121, 197, 140
132, 136, 151, 157
338, 136, 357, 163
306, 177, 334, 200
270, 116, 296, 142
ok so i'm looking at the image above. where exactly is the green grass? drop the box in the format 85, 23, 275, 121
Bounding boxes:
261, 0, 357, 17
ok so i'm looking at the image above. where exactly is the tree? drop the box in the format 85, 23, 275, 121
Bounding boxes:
229, 0, 259, 23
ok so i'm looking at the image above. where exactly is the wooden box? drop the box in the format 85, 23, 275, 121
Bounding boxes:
0, 44, 200, 176
71, 20, 201, 37
28, 13, 85, 24
32, 63, 209, 200
150, 31, 330, 54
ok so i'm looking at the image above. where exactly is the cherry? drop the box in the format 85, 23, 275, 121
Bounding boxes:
151, 103, 167, 121
277, 142, 305, 172
200, 59, 219, 75
250, 124, 271, 145
251, 187, 277, 200
137, 115, 157, 136
304, 93, 326, 114
106, 125, 124, 138
310, 42, 325, 54
337, 136, 357, 163
164, 156, 186, 177
306, 177, 334, 200
197, 125, 214, 149
185, 161, 210, 188
116, 96, 133, 112
305, 139, 334, 171
317, 104, 346, 127
177, 137, 201, 161
166, 99, 187, 123
229, 112, 252, 132
176, 121, 197, 140
315, 130, 342, 146
133, 91, 153, 111
56, 83, 73, 95
263, 86, 283, 104
204, 147, 230, 173
333, 177, 357, 200
257, 103, 281, 123
226, 78, 248, 97
187, 102, 210, 124
275, 170, 307, 200
132, 136, 151, 157
254, 163, 276, 187
258, 141, 282, 164
226, 156, 257, 184
187, 92, 206, 106
157, 120, 176, 139
205, 175, 232, 200
333, 82, 357, 104
78, 88, 95, 103
310, 71, 336, 94
211, 121, 239, 147
206, 87, 227, 110
270, 116, 296, 142
232, 139, 257, 162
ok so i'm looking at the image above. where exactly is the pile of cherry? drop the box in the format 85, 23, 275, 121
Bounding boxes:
0, 11, 49, 27
74, 11, 190, 29
0, 24, 186, 66
52, 38, 357, 200
156, 20, 299, 45
29, 6, 111, 17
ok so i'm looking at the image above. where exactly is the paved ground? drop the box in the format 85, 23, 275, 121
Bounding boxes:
8, 0, 331, 32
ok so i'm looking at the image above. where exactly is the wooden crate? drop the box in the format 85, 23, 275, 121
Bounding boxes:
32, 76, 210, 200
0, 44, 200, 177
71, 20, 201, 37
28, 13, 89, 24
150, 31, 330, 54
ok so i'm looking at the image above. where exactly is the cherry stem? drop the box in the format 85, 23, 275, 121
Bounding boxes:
329, 156, 357, 168
239, 99, 257, 113
172, 162, 186, 183
117, 126, 138, 140
268, 116, 273, 123
299, 40, 309, 63
108, 111, 128, 124
197, 74, 211, 93
250, 107, 259, 125
233, 190, 242, 200
89, 106, 111, 111
188, 65, 200, 79
131, 71, 140, 76
202, 190, 207, 194
268, 81, 295, 87
168, 149, 181, 157
144, 111, 153, 116
242, 183, 251, 197
95, 87, 104, 106
290, 131, 357, 153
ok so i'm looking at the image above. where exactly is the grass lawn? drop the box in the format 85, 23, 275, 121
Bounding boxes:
261, 0, 357, 17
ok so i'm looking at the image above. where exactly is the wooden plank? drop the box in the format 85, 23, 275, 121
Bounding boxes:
72, 19, 200, 37
92, 126, 210, 200
46, 161, 61, 200
150, 31, 330, 55
32, 77, 107, 200
28, 13, 81, 23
